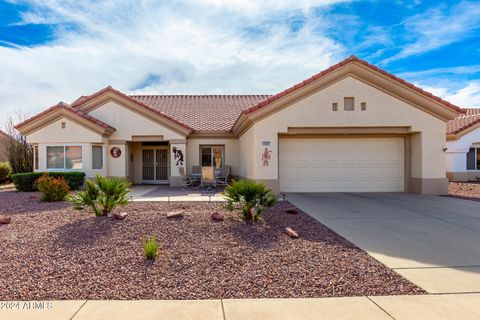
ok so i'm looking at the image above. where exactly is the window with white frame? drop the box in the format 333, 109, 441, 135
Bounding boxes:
200, 145, 224, 169
466, 147, 480, 170
92, 145, 103, 169
46, 146, 82, 169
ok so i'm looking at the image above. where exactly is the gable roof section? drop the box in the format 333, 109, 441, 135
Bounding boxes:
130, 94, 270, 131
15, 102, 116, 136
233, 55, 464, 135
447, 108, 480, 138
72, 86, 195, 134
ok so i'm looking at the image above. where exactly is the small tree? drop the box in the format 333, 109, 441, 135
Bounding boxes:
2, 112, 33, 173
224, 180, 277, 222
66, 174, 131, 217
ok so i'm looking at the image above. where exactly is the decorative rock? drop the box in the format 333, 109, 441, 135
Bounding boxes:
0, 216, 12, 225
284, 227, 299, 238
211, 211, 224, 221
113, 212, 128, 220
285, 208, 299, 214
167, 211, 183, 218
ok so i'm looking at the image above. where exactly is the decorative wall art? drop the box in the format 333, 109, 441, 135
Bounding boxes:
172, 146, 184, 165
110, 147, 121, 158
261, 147, 272, 166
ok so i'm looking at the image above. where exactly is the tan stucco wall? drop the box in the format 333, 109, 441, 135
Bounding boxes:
107, 143, 128, 178
26, 117, 106, 144
238, 76, 448, 194
89, 101, 185, 141
186, 138, 239, 176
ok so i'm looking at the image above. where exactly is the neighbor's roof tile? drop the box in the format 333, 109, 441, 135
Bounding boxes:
447, 108, 480, 135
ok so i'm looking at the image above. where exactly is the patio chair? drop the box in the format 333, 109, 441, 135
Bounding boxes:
178, 166, 194, 188
201, 166, 216, 190
192, 165, 201, 176
215, 165, 231, 186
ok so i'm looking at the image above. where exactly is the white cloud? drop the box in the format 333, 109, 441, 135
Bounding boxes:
0, 0, 349, 123
383, 1, 480, 63
420, 81, 480, 108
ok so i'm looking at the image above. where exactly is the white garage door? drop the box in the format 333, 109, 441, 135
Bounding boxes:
279, 137, 405, 192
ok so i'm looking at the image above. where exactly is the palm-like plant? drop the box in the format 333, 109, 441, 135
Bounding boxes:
66, 174, 131, 217
223, 179, 277, 222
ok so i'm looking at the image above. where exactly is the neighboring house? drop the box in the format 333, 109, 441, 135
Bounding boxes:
0, 130, 9, 162
446, 109, 480, 181
15, 56, 462, 194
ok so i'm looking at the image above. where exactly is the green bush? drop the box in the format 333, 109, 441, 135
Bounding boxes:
223, 179, 277, 222
66, 174, 131, 217
143, 235, 159, 260
36, 174, 70, 202
11, 172, 85, 192
0, 162, 12, 182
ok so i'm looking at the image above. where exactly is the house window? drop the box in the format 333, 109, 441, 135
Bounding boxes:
46, 146, 82, 169
361, 102, 367, 111
34, 145, 39, 170
466, 147, 480, 170
200, 146, 224, 169
92, 145, 103, 169
344, 97, 354, 111
332, 102, 338, 111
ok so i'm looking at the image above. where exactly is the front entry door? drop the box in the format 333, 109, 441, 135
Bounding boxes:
142, 147, 168, 184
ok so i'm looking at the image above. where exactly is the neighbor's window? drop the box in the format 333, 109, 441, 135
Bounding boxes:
332, 102, 338, 111
466, 147, 480, 170
200, 146, 224, 169
46, 146, 82, 169
34, 145, 39, 170
344, 97, 354, 111
361, 102, 367, 111
92, 145, 103, 169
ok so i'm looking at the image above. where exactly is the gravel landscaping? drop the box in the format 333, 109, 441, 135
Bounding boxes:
448, 182, 480, 201
0, 190, 424, 300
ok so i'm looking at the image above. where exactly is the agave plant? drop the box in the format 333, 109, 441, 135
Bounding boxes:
66, 174, 131, 217
223, 179, 277, 222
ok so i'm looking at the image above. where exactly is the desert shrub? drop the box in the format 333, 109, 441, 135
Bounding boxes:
143, 235, 159, 260
11, 172, 85, 192
66, 174, 131, 217
36, 174, 70, 202
223, 179, 277, 222
0, 162, 11, 182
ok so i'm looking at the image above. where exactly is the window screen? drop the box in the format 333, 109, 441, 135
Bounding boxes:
47, 146, 65, 169
467, 148, 476, 170
344, 97, 354, 111
92, 146, 103, 169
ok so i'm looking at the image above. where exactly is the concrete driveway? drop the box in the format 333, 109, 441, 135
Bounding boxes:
287, 193, 480, 294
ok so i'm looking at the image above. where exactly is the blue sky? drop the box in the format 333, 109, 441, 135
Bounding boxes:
0, 0, 479, 120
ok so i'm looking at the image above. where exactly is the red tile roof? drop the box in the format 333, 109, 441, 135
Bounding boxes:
243, 55, 464, 116
447, 108, 480, 135
130, 95, 270, 131
15, 102, 116, 133
72, 86, 195, 131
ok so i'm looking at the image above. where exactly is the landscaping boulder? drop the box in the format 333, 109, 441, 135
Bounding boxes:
167, 210, 183, 218
0, 216, 12, 225
211, 211, 224, 221
113, 212, 128, 220
284, 227, 299, 238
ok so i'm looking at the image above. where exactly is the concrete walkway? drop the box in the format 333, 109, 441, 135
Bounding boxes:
129, 185, 225, 202
286, 192, 480, 294
2, 294, 480, 319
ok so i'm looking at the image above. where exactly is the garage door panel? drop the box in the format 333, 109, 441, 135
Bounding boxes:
279, 137, 405, 192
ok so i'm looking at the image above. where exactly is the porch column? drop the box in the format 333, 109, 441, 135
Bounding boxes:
170, 140, 187, 187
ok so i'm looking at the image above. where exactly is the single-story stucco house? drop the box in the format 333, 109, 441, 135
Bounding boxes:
15, 56, 464, 194
446, 109, 480, 181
